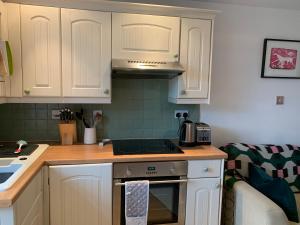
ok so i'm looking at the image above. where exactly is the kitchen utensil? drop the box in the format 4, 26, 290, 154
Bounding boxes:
75, 108, 90, 128
93, 112, 102, 128
179, 120, 195, 147
59, 108, 74, 124
14, 140, 28, 154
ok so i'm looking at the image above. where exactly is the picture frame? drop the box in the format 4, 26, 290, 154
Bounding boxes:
261, 38, 300, 79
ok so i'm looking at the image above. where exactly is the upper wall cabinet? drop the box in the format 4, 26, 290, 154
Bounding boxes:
169, 18, 212, 104
21, 5, 61, 97
61, 9, 111, 98
112, 13, 180, 62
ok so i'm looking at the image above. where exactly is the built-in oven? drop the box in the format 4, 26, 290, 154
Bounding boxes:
113, 161, 187, 225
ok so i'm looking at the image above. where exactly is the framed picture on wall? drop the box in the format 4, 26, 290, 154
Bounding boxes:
261, 38, 300, 79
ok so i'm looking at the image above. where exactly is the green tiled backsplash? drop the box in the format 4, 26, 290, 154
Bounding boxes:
0, 80, 199, 142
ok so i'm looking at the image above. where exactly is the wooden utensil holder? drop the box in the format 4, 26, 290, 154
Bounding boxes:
58, 121, 77, 145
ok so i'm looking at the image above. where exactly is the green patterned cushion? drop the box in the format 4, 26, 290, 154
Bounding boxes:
221, 143, 300, 192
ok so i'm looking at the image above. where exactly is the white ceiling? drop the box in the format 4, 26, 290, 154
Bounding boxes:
109, 0, 300, 11
191, 0, 300, 10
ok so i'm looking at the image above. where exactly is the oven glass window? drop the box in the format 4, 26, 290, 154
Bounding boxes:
148, 183, 179, 224
121, 181, 180, 225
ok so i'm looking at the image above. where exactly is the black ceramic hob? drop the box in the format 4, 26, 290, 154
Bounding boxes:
0, 144, 39, 158
112, 139, 183, 155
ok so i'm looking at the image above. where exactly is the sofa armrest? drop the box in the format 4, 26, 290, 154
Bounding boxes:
234, 181, 289, 225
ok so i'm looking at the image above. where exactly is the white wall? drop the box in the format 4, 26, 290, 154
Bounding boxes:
116, 0, 300, 146
200, 3, 300, 146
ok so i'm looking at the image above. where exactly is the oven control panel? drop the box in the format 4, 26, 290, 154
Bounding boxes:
146, 166, 158, 175
113, 161, 187, 178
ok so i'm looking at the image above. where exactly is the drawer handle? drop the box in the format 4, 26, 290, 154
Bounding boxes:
203, 167, 209, 172
24, 89, 30, 95
104, 89, 110, 94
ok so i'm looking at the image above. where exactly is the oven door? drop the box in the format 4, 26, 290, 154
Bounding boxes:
113, 176, 187, 225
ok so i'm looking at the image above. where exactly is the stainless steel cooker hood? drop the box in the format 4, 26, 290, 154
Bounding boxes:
112, 59, 184, 79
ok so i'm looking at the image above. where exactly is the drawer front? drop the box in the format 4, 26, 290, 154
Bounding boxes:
188, 160, 221, 178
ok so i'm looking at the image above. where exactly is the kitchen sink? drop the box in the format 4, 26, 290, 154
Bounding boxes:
0, 159, 14, 167
0, 144, 48, 191
0, 164, 22, 184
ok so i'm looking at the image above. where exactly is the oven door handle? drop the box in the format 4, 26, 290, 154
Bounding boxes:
114, 179, 188, 186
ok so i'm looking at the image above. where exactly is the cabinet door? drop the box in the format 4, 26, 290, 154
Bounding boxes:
112, 13, 180, 61
0, 81, 4, 97
21, 5, 61, 97
62, 9, 111, 97
179, 18, 211, 99
14, 170, 43, 225
49, 163, 112, 225
185, 178, 221, 225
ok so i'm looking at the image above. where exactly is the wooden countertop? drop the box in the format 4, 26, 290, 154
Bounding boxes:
0, 144, 227, 208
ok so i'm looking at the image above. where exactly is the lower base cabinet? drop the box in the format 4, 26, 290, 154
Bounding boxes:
185, 178, 221, 225
0, 169, 45, 225
49, 163, 112, 225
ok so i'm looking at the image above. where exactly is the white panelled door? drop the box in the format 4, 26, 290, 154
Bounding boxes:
21, 5, 61, 97
61, 9, 111, 97
15, 170, 43, 225
179, 18, 211, 99
185, 178, 221, 225
112, 13, 180, 61
49, 163, 112, 225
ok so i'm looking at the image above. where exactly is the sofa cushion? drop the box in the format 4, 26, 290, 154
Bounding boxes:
249, 164, 299, 222
221, 143, 300, 192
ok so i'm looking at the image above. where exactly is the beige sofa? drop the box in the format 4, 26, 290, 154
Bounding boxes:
221, 143, 300, 225
232, 181, 300, 225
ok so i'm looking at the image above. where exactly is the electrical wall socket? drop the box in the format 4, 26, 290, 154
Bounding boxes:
51, 110, 60, 120
93, 110, 103, 119
174, 110, 189, 119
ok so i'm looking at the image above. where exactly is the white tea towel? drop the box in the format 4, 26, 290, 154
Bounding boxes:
125, 180, 149, 225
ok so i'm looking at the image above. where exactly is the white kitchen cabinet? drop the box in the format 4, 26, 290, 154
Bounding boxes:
169, 18, 212, 104
49, 163, 112, 225
14, 170, 44, 225
0, 0, 8, 99
0, 169, 45, 225
0, 80, 5, 98
185, 178, 221, 225
61, 9, 111, 98
5, 3, 23, 98
112, 13, 180, 62
186, 160, 224, 225
21, 5, 61, 97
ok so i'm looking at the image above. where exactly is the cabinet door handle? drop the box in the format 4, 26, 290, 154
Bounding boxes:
174, 54, 179, 58
216, 183, 221, 189
181, 90, 186, 95
115, 179, 188, 186
104, 89, 110, 94
24, 89, 30, 95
